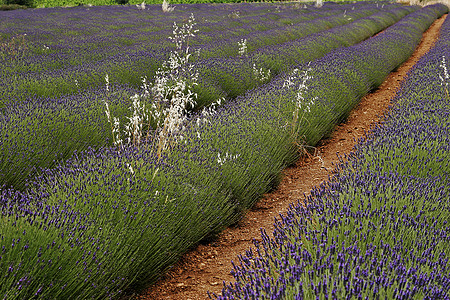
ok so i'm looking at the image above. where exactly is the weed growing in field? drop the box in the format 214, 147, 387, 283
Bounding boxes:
103, 75, 124, 147
169, 14, 198, 51
125, 93, 148, 147
152, 14, 199, 156
197, 97, 223, 125
105, 73, 110, 92
282, 64, 317, 137
439, 55, 449, 98
238, 38, 247, 56
136, 1, 145, 10
229, 10, 240, 19
252, 63, 271, 83
195, 97, 224, 139
162, 0, 174, 12
217, 151, 241, 166
103, 14, 199, 159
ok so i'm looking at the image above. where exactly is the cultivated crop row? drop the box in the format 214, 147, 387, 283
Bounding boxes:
194, 4, 417, 102
213, 10, 450, 300
1, 3, 447, 299
0, 3, 418, 190
1, 2, 390, 103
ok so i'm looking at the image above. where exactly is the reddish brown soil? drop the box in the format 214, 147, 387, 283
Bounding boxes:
130, 15, 447, 300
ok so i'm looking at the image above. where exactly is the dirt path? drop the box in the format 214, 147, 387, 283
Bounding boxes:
131, 14, 447, 300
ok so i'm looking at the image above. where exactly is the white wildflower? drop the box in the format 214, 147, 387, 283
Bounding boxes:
105, 74, 110, 92
153, 14, 199, 156
196, 97, 224, 127
229, 11, 240, 18
168, 13, 198, 50
137, 1, 145, 10
102, 14, 199, 155
127, 163, 134, 175
124, 93, 149, 147
217, 152, 241, 166
295, 67, 317, 113
162, 0, 174, 12
104, 101, 111, 123
282, 63, 317, 136
253, 63, 271, 83
283, 69, 299, 89
439, 55, 449, 81
141, 76, 150, 97
440, 55, 449, 98
238, 39, 247, 56
113, 117, 123, 147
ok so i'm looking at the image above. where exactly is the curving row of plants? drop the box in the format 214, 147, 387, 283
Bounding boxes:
213, 10, 450, 300
1, 1, 384, 103
193, 4, 417, 104
0, 3, 418, 190
1, 4, 447, 299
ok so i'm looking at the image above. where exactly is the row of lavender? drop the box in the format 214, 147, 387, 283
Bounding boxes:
1, 2, 380, 104
194, 4, 416, 103
1, 4, 447, 299
214, 10, 450, 300
0, 4, 416, 190
2, 3, 409, 107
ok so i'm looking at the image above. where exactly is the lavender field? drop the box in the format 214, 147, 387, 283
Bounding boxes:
2, 2, 420, 189
214, 8, 450, 300
0, 2, 448, 299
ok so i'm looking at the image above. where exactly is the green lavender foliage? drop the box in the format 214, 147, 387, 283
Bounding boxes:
0, 3, 447, 299
1, 3, 414, 190
2, 3, 397, 107
0, 86, 135, 190
213, 5, 450, 300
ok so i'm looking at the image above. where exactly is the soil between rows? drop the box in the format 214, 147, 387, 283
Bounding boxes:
130, 14, 447, 300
